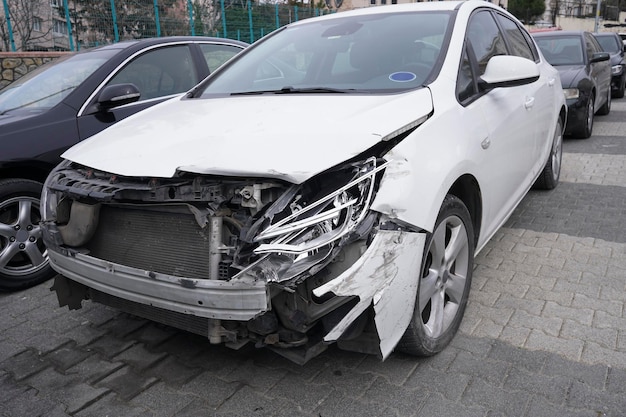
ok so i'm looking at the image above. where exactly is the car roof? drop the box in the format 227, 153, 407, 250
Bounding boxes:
532, 30, 589, 38
79, 36, 248, 55
287, 0, 500, 27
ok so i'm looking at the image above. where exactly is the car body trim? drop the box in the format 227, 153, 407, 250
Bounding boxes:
313, 229, 425, 359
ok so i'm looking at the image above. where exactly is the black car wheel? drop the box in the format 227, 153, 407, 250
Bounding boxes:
398, 195, 474, 356
534, 118, 563, 190
616, 75, 625, 99
575, 95, 594, 139
0, 179, 54, 291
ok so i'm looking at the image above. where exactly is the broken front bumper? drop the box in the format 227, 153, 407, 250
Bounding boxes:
48, 249, 270, 321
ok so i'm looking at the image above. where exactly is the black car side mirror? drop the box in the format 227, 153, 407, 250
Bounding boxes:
590, 52, 610, 63
97, 83, 141, 111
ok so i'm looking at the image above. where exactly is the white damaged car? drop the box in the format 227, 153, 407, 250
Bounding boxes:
41, 1, 566, 364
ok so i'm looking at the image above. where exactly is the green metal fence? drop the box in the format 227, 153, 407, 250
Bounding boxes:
1, 0, 334, 52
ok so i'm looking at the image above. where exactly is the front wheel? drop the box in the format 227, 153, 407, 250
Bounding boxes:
616, 75, 625, 99
574, 95, 594, 139
398, 195, 474, 356
0, 179, 54, 291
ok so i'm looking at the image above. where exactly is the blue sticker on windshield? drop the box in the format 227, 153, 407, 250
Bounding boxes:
389, 72, 417, 82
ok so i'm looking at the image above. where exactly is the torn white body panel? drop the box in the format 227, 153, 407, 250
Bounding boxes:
313, 230, 425, 359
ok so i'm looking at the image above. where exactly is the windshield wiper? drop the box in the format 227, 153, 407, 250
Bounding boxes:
231, 86, 352, 96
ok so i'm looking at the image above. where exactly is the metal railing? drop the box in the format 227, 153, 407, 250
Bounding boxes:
1, 0, 334, 52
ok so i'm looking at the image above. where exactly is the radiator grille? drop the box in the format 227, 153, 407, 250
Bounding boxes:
85, 205, 212, 280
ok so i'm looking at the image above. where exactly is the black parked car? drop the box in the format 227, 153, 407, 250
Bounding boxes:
533, 30, 611, 138
0, 36, 247, 291
592, 32, 626, 98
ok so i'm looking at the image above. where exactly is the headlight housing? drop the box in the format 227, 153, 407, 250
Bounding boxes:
563, 88, 579, 100
253, 157, 387, 256
612, 64, 623, 75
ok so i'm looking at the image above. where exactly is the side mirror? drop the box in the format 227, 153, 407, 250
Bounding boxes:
478, 55, 539, 91
97, 83, 141, 110
590, 52, 610, 63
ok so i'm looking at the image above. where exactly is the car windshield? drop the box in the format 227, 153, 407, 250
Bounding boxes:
199, 11, 451, 96
0, 49, 117, 115
534, 35, 584, 66
595, 35, 621, 53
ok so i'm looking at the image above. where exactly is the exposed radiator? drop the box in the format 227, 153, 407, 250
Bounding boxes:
85, 205, 212, 280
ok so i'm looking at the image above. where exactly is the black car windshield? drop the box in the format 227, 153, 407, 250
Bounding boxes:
0, 49, 117, 115
595, 35, 622, 54
199, 11, 451, 96
535, 35, 584, 66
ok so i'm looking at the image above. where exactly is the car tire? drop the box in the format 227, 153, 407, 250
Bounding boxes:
533, 118, 563, 190
0, 179, 54, 291
597, 87, 611, 115
397, 194, 474, 356
615, 76, 626, 98
574, 95, 594, 139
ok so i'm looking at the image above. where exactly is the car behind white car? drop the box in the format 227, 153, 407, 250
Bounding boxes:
41, 1, 566, 364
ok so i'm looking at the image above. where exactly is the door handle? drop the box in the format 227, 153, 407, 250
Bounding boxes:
525, 97, 535, 109
548, 77, 555, 87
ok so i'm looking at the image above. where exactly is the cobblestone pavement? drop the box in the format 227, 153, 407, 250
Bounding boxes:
1, 102, 625, 417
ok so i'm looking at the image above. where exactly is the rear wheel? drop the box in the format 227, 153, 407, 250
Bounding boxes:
398, 195, 474, 356
534, 118, 563, 190
0, 179, 54, 291
597, 87, 611, 115
574, 95, 594, 139
615, 75, 625, 99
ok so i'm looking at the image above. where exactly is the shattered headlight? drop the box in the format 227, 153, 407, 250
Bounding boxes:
234, 157, 387, 283
252, 157, 387, 256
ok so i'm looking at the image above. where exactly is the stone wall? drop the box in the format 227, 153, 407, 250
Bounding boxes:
0, 52, 70, 91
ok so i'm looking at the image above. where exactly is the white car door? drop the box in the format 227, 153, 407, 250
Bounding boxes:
463, 10, 538, 238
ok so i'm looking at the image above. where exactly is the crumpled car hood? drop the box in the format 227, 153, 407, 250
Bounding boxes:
62, 90, 433, 184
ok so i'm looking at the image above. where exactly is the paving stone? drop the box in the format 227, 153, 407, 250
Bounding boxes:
65, 354, 124, 385
606, 367, 626, 395
566, 379, 626, 415
223, 358, 289, 393
0, 386, 67, 417
267, 373, 333, 413
525, 330, 583, 362
180, 372, 240, 407
543, 354, 608, 387
0, 348, 49, 381
112, 343, 168, 371
417, 392, 487, 417
403, 364, 471, 402
86, 334, 136, 359
45, 341, 95, 372
461, 377, 531, 416
524, 395, 593, 417
96, 366, 159, 401
130, 381, 197, 416
311, 365, 376, 396
144, 355, 204, 388
448, 351, 510, 385
356, 352, 420, 386
503, 367, 570, 405
313, 390, 391, 417
488, 340, 548, 373
26, 366, 110, 414
75, 392, 147, 417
